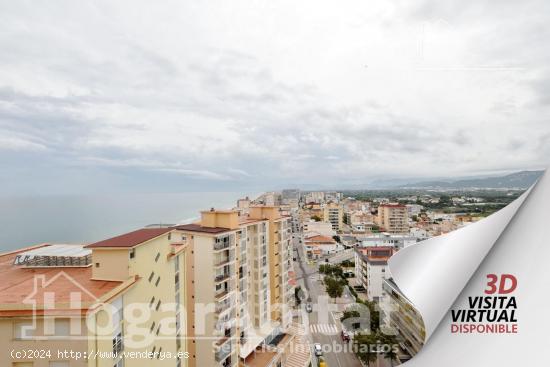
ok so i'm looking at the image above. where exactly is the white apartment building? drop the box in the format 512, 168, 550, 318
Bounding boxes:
355, 246, 394, 302
302, 221, 336, 237
305, 191, 325, 204
357, 233, 419, 249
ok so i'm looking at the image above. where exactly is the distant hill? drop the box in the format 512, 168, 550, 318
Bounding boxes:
399, 170, 543, 189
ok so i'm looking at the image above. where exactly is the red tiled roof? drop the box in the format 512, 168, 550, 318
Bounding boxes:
0, 246, 124, 308
305, 234, 335, 243
174, 223, 231, 234
356, 246, 394, 263
85, 228, 172, 248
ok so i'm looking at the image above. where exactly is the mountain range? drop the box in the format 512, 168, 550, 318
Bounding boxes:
397, 170, 543, 189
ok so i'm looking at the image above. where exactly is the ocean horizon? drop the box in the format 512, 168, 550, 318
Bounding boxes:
0, 192, 255, 252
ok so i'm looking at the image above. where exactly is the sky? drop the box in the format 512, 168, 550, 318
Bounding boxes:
0, 0, 549, 195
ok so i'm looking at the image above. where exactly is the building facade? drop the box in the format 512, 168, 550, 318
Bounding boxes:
2, 227, 191, 367
382, 278, 425, 363
354, 246, 394, 302
377, 204, 409, 234
323, 202, 343, 232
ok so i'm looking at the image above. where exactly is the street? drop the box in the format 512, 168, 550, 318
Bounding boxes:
292, 234, 363, 367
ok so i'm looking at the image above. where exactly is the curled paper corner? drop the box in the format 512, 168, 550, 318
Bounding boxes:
387, 170, 544, 349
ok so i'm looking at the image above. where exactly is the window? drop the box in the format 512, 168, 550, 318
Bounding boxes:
95, 262, 100, 268
54, 319, 70, 337
157, 347, 162, 359
156, 300, 161, 311
155, 252, 160, 262
155, 276, 161, 287
150, 321, 156, 333
148, 272, 155, 282
112, 332, 123, 354
150, 347, 156, 358
149, 297, 155, 308
129, 249, 135, 259
14, 322, 34, 339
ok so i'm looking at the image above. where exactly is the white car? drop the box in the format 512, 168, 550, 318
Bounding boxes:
313, 343, 323, 356
305, 303, 313, 313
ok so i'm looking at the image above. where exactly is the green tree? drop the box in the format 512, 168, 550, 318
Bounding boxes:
340, 309, 360, 322
294, 286, 302, 306
354, 333, 379, 366
380, 334, 399, 367
325, 276, 344, 300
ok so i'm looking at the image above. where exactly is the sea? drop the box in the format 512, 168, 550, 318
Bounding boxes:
0, 192, 253, 252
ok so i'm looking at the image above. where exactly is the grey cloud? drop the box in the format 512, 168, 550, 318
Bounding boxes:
0, 0, 549, 194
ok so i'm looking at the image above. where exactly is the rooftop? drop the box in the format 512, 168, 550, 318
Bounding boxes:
238, 216, 267, 225
0, 245, 125, 312
174, 223, 232, 234
304, 234, 336, 243
13, 244, 91, 268
86, 227, 173, 248
356, 246, 394, 263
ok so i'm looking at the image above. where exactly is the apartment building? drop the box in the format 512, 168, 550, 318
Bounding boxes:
1, 227, 190, 367
175, 207, 296, 367
356, 233, 419, 249
304, 192, 324, 204
281, 189, 300, 203
304, 235, 342, 260
377, 204, 409, 234
236, 197, 251, 214
248, 206, 293, 329
301, 221, 335, 238
354, 246, 394, 302
324, 192, 341, 203
382, 278, 425, 363
323, 202, 343, 232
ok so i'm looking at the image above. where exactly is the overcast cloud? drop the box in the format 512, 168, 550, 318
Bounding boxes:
0, 0, 549, 194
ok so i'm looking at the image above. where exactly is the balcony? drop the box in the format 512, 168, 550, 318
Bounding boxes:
214, 239, 231, 252
215, 273, 231, 284
215, 346, 232, 363
215, 289, 232, 300
214, 254, 235, 268
215, 298, 234, 314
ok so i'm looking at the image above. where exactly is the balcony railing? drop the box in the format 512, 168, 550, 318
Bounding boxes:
214, 255, 235, 267
214, 240, 231, 251
215, 346, 232, 362
215, 273, 231, 283
215, 298, 234, 314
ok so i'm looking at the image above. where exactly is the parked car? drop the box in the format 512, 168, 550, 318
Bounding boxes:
313, 343, 323, 356
305, 303, 313, 313
341, 330, 351, 342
